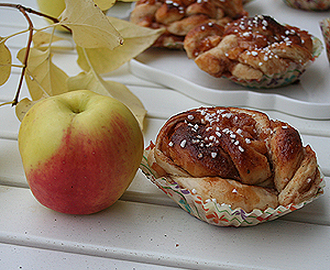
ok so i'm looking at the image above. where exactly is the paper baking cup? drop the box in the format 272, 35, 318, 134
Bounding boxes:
320, 18, 330, 62
140, 149, 325, 227
283, 0, 330, 10
224, 36, 323, 89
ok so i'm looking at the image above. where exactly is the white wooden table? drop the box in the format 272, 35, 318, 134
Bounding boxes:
1, 0, 330, 269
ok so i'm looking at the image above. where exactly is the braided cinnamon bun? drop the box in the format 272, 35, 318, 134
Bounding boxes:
147, 107, 322, 212
283, 0, 330, 11
184, 15, 317, 88
130, 0, 248, 49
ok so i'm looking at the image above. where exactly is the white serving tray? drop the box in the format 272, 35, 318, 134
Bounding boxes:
129, 0, 330, 119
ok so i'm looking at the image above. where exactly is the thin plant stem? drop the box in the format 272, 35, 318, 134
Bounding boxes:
12, 5, 34, 106
0, 3, 71, 106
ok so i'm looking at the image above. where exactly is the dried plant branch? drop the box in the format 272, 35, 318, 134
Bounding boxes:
12, 5, 34, 106
0, 3, 70, 105
0, 3, 60, 24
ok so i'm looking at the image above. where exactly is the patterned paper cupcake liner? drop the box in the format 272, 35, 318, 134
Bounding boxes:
320, 18, 330, 62
223, 36, 323, 89
283, 0, 330, 11
140, 149, 325, 227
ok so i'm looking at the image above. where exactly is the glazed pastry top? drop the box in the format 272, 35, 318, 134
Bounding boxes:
184, 15, 314, 80
156, 107, 273, 186
148, 107, 322, 210
130, 0, 247, 48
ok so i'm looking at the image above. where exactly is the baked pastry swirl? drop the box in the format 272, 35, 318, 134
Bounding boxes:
147, 107, 322, 212
283, 0, 330, 11
184, 15, 315, 87
130, 0, 248, 49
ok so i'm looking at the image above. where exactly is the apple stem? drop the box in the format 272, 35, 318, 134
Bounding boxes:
0, 3, 71, 106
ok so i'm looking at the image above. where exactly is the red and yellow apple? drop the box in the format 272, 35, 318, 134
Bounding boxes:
18, 90, 143, 214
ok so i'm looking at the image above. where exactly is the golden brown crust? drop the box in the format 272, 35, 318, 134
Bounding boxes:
166, 14, 211, 36
193, 34, 238, 77
130, 0, 248, 49
154, 107, 273, 185
155, 0, 185, 25
184, 15, 314, 81
269, 121, 304, 192
147, 107, 321, 212
184, 22, 224, 59
172, 176, 278, 212
130, 0, 162, 27
185, 0, 221, 19
278, 145, 322, 205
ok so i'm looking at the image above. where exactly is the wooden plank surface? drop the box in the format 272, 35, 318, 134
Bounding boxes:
0, 242, 183, 270
0, 185, 330, 270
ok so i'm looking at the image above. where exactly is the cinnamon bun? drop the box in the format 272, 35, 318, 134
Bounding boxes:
147, 107, 322, 212
130, 0, 248, 49
283, 0, 330, 11
184, 15, 318, 88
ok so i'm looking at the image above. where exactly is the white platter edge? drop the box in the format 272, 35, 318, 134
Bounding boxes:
129, 59, 330, 120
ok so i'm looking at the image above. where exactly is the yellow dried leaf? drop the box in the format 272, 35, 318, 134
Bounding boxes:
15, 97, 43, 122
32, 31, 65, 48
95, 0, 117, 10
104, 80, 146, 126
59, 0, 123, 49
17, 47, 69, 101
76, 17, 164, 74
67, 70, 146, 127
0, 37, 12, 86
